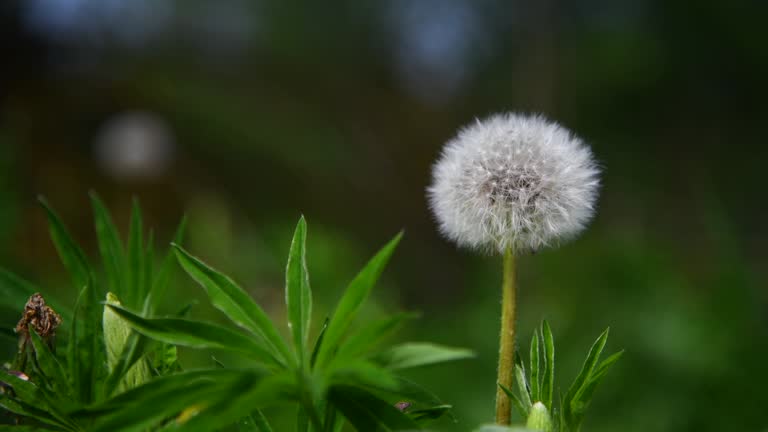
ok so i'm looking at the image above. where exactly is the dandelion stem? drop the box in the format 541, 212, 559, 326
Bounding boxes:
495, 247, 517, 425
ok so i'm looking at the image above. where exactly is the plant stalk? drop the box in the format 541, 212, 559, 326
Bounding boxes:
495, 247, 517, 425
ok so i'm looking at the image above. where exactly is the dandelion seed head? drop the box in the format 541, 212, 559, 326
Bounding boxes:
428, 113, 600, 254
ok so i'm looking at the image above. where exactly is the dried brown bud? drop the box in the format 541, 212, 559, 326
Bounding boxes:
394, 401, 412, 412
15, 293, 62, 347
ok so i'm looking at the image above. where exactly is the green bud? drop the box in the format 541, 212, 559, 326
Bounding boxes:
104, 293, 151, 391
526, 402, 553, 432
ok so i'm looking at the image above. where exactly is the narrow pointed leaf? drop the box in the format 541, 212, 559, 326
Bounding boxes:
514, 354, 532, 411
328, 385, 420, 431
90, 192, 126, 296
286, 216, 312, 365
127, 200, 145, 308
315, 233, 402, 368
144, 215, 187, 315
373, 342, 474, 370
173, 244, 291, 364
39, 197, 92, 292
529, 332, 540, 403
499, 383, 527, 420
105, 304, 283, 367
541, 321, 554, 409
28, 329, 71, 398
238, 409, 273, 432
563, 328, 610, 426
337, 312, 418, 360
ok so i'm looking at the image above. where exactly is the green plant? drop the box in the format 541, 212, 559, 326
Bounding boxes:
107, 216, 473, 431
1, 197, 472, 431
498, 321, 623, 432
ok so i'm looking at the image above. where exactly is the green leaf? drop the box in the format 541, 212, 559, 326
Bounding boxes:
408, 404, 452, 424
38, 197, 93, 293
28, 329, 71, 398
573, 350, 623, 413
238, 409, 274, 432
514, 353, 532, 412
329, 360, 399, 392
328, 385, 420, 431
127, 199, 145, 308
315, 233, 402, 369
374, 342, 474, 370
499, 383, 527, 420
473, 425, 537, 432
529, 331, 540, 403
144, 215, 187, 315
67, 282, 102, 405
337, 312, 418, 360
105, 304, 283, 367
173, 244, 291, 366
90, 192, 126, 297
541, 321, 554, 410
286, 216, 312, 366
563, 328, 610, 428
83, 369, 265, 432
310, 318, 329, 369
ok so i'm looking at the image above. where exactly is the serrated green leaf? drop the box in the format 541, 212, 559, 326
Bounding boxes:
105, 304, 282, 367
328, 385, 420, 431
286, 216, 312, 366
315, 233, 402, 369
529, 331, 540, 403
173, 244, 291, 366
374, 342, 473, 370
541, 321, 554, 410
90, 192, 126, 297
337, 312, 418, 360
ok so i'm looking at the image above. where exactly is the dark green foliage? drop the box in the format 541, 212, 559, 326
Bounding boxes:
1, 200, 469, 431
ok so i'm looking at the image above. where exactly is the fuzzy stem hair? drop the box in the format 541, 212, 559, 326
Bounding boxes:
495, 247, 517, 425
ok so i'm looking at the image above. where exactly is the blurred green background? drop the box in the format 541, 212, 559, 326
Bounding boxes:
1, 1, 767, 431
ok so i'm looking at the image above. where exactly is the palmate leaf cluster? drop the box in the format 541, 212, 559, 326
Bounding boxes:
0, 196, 472, 431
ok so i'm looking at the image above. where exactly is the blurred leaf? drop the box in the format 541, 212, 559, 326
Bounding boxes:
329, 360, 399, 392
29, 329, 71, 399
315, 233, 402, 369
408, 404, 452, 424
529, 331, 540, 403
38, 197, 93, 292
144, 215, 187, 315
105, 304, 281, 367
541, 321, 554, 410
173, 244, 291, 366
238, 409, 273, 432
473, 424, 537, 432
373, 342, 474, 370
90, 192, 126, 297
286, 216, 312, 366
328, 385, 420, 431
127, 199, 145, 309
310, 318, 329, 368
83, 369, 264, 432
337, 312, 418, 360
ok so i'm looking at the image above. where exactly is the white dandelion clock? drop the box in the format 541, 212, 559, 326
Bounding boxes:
428, 113, 600, 254
427, 112, 602, 425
